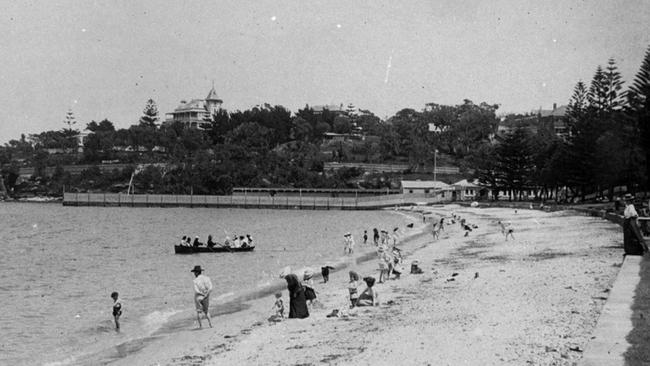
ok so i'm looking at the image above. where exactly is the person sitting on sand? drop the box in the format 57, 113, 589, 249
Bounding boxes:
348, 271, 360, 307
111, 291, 122, 332
356, 277, 378, 307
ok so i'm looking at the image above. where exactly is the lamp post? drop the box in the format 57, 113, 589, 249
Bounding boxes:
433, 149, 438, 182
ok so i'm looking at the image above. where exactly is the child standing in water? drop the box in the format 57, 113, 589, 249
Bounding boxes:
111, 291, 122, 332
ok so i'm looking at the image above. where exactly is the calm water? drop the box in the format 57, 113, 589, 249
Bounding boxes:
0, 203, 412, 366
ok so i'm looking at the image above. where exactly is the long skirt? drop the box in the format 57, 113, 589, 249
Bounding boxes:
623, 218, 645, 255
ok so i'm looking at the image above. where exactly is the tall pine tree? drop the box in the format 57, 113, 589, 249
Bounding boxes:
627, 45, 650, 191
139, 99, 159, 128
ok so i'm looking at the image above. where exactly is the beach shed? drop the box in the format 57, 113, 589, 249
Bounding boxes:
452, 179, 481, 201
401, 180, 453, 202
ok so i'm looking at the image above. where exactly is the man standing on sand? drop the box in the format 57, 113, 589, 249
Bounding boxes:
191, 265, 213, 328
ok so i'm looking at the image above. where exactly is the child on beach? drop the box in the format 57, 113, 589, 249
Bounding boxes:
499, 221, 515, 241
356, 277, 378, 307
363, 230, 368, 245
348, 271, 360, 307
321, 265, 335, 283
272, 292, 284, 318
111, 291, 122, 332
377, 247, 390, 283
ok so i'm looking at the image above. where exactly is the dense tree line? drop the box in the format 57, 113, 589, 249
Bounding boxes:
3, 44, 649, 199
471, 47, 650, 201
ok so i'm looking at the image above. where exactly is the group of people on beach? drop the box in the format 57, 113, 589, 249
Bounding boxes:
178, 234, 254, 249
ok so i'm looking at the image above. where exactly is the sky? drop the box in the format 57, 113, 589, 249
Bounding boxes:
1, 0, 650, 143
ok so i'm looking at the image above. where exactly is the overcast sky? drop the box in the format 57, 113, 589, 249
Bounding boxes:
1, 0, 649, 143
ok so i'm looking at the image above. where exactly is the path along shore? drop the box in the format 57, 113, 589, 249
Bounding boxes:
113, 205, 623, 366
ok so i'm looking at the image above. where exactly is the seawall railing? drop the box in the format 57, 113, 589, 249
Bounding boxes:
62, 192, 452, 210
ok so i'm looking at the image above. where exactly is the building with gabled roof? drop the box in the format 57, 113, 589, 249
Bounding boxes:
163, 86, 223, 129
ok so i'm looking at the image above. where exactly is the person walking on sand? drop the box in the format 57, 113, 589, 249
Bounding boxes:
363, 230, 368, 245
111, 291, 122, 332
373, 228, 380, 245
191, 265, 213, 329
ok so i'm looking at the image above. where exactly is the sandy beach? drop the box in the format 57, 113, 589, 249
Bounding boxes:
113, 205, 623, 366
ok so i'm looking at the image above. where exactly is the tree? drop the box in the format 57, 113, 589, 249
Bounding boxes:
627, 44, 650, 191
495, 127, 535, 200
139, 99, 159, 128
63, 109, 78, 133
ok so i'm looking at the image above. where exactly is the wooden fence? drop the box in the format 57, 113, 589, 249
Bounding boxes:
62, 192, 450, 210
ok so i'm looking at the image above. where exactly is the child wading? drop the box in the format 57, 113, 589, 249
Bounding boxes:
111, 291, 122, 332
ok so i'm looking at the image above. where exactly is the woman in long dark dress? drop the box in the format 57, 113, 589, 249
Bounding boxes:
284, 274, 309, 319
623, 196, 648, 255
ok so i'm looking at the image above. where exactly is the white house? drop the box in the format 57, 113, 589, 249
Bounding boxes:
452, 179, 481, 201
401, 180, 454, 202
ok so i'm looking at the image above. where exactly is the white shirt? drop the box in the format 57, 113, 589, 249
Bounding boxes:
193, 274, 213, 297
624, 203, 638, 219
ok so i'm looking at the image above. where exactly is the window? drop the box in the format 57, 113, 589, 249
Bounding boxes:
424, 189, 430, 194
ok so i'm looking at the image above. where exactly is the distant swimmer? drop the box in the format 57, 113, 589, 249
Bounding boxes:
111, 291, 122, 332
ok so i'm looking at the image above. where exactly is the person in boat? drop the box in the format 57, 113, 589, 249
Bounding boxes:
240, 235, 248, 248
246, 234, 253, 247
193, 236, 203, 247
223, 235, 232, 248
185, 236, 192, 246
180, 236, 188, 246
232, 235, 241, 248
206, 235, 216, 248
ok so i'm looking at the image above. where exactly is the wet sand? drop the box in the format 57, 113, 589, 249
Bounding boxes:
112, 205, 623, 366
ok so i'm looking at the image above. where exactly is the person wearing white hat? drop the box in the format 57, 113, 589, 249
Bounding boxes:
622, 194, 648, 255
191, 265, 213, 328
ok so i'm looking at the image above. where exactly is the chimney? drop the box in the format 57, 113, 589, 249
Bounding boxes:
553, 103, 557, 110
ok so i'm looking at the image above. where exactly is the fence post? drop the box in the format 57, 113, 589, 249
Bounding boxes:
103, 192, 106, 207
146, 194, 149, 207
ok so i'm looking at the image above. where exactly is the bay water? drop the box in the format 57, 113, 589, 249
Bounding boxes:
0, 202, 415, 365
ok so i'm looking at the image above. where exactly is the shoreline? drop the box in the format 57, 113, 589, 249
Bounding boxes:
74, 205, 623, 365
143, 206, 621, 365
67, 208, 427, 366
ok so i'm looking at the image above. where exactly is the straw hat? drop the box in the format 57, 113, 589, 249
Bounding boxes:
624, 193, 634, 200
303, 268, 314, 280
190, 265, 203, 273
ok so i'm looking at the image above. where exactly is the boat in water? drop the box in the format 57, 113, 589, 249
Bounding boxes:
174, 245, 255, 254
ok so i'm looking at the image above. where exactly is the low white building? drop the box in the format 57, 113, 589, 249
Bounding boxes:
452, 179, 481, 201
401, 180, 454, 202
